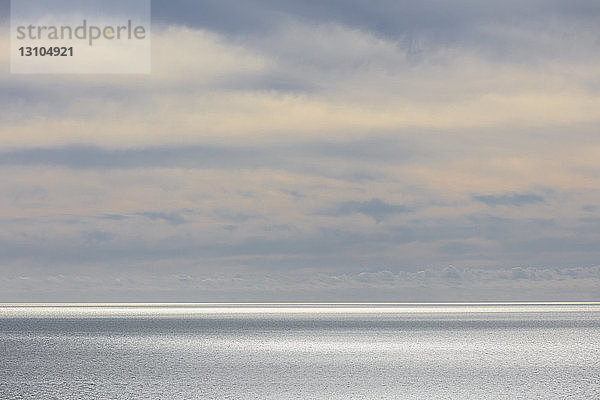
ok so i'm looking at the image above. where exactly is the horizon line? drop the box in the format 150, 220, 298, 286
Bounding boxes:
2, 301, 599, 307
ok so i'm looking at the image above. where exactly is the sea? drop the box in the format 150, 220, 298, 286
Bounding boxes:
1, 303, 599, 399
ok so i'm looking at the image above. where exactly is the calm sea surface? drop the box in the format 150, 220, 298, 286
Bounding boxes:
1, 303, 599, 399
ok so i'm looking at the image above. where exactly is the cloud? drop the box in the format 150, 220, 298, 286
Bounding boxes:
442, 265, 461, 279
0, 145, 247, 169
82, 231, 114, 244
214, 209, 261, 223
99, 214, 130, 221
2, 0, 600, 301
2, 263, 599, 302
0, 139, 415, 169
472, 193, 545, 207
137, 210, 192, 225
510, 267, 530, 280
3, 13, 600, 149
152, 1, 600, 48
321, 198, 410, 222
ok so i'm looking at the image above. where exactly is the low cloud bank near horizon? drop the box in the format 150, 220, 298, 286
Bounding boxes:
2, 265, 599, 302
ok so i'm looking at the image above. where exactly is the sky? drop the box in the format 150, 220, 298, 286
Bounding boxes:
1, 0, 599, 301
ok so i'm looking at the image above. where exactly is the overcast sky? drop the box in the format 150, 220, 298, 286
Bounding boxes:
1, 0, 599, 301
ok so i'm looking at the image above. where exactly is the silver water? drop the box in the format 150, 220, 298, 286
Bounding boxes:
1, 304, 599, 399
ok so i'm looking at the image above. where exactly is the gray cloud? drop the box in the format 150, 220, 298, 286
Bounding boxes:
2, 263, 599, 302
280, 189, 305, 199
322, 198, 411, 222
82, 231, 114, 244
472, 193, 545, 207
442, 265, 461, 279
99, 214, 130, 221
147, 0, 600, 83
152, 0, 600, 43
214, 210, 261, 223
0, 0, 7, 24
0, 140, 415, 169
0, 145, 248, 169
137, 210, 192, 225
0, 208, 596, 271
